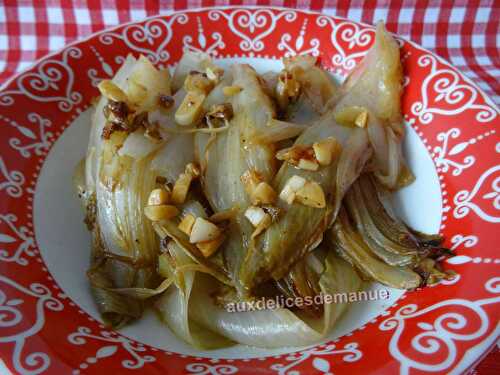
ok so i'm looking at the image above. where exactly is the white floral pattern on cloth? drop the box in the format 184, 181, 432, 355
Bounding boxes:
379, 277, 500, 374
185, 362, 239, 374
270, 343, 362, 374
453, 165, 500, 223
278, 18, 320, 57
0, 214, 35, 266
67, 326, 156, 373
0, 47, 83, 112
0, 156, 25, 198
450, 234, 479, 251
0, 113, 53, 158
99, 14, 189, 65
87, 45, 115, 88
432, 128, 496, 177
0, 276, 64, 375
410, 54, 498, 125
183, 16, 226, 56
316, 15, 374, 71
208, 9, 297, 53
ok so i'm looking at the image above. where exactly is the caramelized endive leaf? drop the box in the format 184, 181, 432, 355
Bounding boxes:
240, 114, 370, 289
331, 208, 422, 289
155, 241, 233, 349
189, 253, 361, 348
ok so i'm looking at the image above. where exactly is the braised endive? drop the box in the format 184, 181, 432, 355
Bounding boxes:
75, 22, 453, 349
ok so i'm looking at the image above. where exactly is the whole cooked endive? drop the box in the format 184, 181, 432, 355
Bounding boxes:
78, 55, 175, 327
333, 22, 413, 190
195, 63, 280, 296
239, 112, 371, 290
331, 174, 454, 289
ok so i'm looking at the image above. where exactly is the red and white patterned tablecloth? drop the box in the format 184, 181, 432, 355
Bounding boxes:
1, 0, 499, 104
0, 1, 498, 374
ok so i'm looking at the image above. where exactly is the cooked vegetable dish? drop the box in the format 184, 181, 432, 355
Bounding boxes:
74, 22, 454, 349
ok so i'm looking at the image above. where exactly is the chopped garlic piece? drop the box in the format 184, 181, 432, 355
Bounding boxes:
178, 214, 196, 236
175, 91, 206, 126
184, 72, 214, 94
148, 188, 170, 206
196, 234, 225, 258
355, 110, 368, 128
285, 175, 307, 191
276, 145, 318, 170
205, 67, 219, 82
298, 158, 319, 171
295, 181, 326, 208
244, 206, 267, 227
171, 163, 201, 205
251, 214, 272, 238
190, 217, 221, 243
280, 176, 325, 208
279, 175, 306, 204
241, 169, 264, 197
144, 205, 179, 221
223, 85, 242, 96
334, 106, 367, 127
98, 80, 128, 103
171, 173, 192, 205
251, 182, 277, 205
276, 71, 301, 110
313, 137, 340, 166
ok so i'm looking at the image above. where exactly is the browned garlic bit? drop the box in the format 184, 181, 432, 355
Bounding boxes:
251, 182, 277, 205
241, 169, 264, 197
178, 214, 196, 236
99, 80, 165, 142
205, 66, 224, 83
158, 94, 175, 110
205, 64, 224, 83
144, 187, 179, 221
206, 103, 234, 123
147, 188, 171, 206
277, 138, 340, 171
279, 175, 326, 208
175, 71, 216, 126
244, 206, 273, 238
276, 145, 318, 171
241, 169, 278, 237
295, 180, 326, 208
178, 216, 225, 257
171, 163, 201, 205
334, 106, 369, 128
144, 205, 179, 221
240, 169, 277, 205
354, 110, 368, 128
101, 101, 132, 139
312, 137, 341, 166
189, 217, 221, 243
196, 235, 226, 258
276, 71, 301, 110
